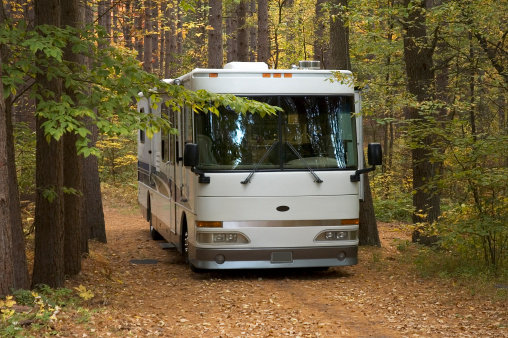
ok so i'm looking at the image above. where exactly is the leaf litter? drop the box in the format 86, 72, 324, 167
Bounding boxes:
59, 208, 508, 337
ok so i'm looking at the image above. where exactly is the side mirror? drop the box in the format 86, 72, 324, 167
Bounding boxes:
184, 143, 199, 167
350, 143, 382, 182
183, 143, 210, 184
367, 143, 382, 166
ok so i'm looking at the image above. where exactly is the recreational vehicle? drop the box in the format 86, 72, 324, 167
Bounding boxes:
137, 61, 381, 271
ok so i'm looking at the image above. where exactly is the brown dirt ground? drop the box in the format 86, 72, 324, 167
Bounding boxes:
57, 207, 508, 337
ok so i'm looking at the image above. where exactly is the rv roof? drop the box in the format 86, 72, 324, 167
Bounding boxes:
223, 62, 269, 70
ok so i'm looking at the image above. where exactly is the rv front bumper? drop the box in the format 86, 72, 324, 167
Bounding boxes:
188, 245, 358, 270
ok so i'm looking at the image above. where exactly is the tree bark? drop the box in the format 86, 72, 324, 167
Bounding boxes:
61, 0, 84, 277
236, 1, 248, 61
313, 0, 326, 66
123, 0, 134, 50
225, 5, 237, 63
0, 49, 16, 296
135, 0, 143, 62
32, 0, 66, 289
151, 1, 159, 75
208, 0, 223, 68
257, 0, 269, 63
143, 0, 152, 72
84, 1, 107, 247
401, 0, 440, 244
359, 161, 381, 246
249, 0, 256, 61
83, 122, 106, 244
0, 3, 29, 292
329, 0, 380, 245
165, 1, 179, 77
329, 0, 350, 70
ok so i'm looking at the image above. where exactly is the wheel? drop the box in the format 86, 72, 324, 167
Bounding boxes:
149, 210, 164, 240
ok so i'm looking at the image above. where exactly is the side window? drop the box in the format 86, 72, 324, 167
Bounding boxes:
169, 109, 176, 163
184, 106, 193, 143
161, 104, 170, 161
139, 107, 145, 144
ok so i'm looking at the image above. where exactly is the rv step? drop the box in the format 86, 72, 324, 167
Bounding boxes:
159, 242, 177, 250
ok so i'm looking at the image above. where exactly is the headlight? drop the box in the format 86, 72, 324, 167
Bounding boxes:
315, 230, 358, 241
197, 232, 250, 244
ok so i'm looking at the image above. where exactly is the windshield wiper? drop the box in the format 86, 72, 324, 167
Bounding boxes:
286, 142, 323, 183
241, 141, 279, 184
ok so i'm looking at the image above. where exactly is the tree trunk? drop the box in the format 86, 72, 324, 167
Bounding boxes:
165, 1, 179, 77
226, 3, 238, 62
176, 1, 183, 58
83, 122, 106, 244
0, 50, 16, 296
313, 0, 326, 66
0, 4, 29, 292
159, 1, 166, 74
257, 0, 269, 63
249, 1, 256, 61
236, 1, 248, 61
123, 0, 134, 50
329, 0, 380, 245
32, 0, 66, 289
208, 0, 223, 68
135, 0, 143, 62
329, 0, 350, 70
61, 0, 84, 277
112, 0, 119, 43
359, 162, 381, 246
401, 0, 440, 244
143, 0, 152, 72
84, 1, 107, 247
151, 1, 159, 75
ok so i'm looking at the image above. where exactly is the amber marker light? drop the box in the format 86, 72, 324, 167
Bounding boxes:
262, 73, 271, 78
197, 221, 223, 228
284, 73, 292, 78
209, 73, 218, 78
273, 73, 282, 78
341, 219, 359, 225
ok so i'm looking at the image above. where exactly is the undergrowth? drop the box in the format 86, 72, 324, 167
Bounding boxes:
392, 235, 508, 302
0, 285, 95, 337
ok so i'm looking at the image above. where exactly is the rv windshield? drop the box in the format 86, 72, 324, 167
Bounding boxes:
194, 96, 357, 171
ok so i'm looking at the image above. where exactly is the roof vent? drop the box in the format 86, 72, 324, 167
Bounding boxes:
298, 60, 321, 70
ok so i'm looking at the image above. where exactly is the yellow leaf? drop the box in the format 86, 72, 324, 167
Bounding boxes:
75, 285, 95, 301
4, 296, 16, 308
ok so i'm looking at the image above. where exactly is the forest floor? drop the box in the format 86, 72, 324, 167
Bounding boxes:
26, 206, 508, 337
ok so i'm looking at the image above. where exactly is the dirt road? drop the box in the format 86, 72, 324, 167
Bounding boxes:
65, 207, 507, 337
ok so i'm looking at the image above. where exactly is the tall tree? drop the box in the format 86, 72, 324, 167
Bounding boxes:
236, 1, 249, 61
249, 0, 256, 61
143, 0, 153, 72
401, 0, 440, 244
208, 0, 223, 68
151, 1, 159, 75
0, 49, 16, 296
0, 1, 29, 292
257, 0, 270, 63
135, 0, 143, 62
313, 0, 326, 65
83, 0, 107, 247
329, 0, 350, 70
32, 0, 66, 288
226, 4, 238, 62
165, 1, 179, 77
61, 0, 85, 276
329, 0, 380, 246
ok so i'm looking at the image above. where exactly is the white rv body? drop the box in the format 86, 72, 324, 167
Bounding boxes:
138, 62, 367, 270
